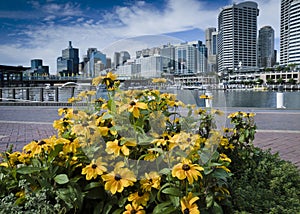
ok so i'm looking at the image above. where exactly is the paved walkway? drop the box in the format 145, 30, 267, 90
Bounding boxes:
0, 106, 299, 169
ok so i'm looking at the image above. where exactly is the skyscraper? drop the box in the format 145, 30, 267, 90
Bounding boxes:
217, 2, 259, 73
280, 0, 300, 65
57, 41, 79, 76
205, 28, 217, 72
257, 26, 276, 68
288, 0, 300, 64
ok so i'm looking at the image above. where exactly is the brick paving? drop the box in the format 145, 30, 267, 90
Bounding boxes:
0, 106, 299, 169
0, 122, 56, 153
254, 131, 300, 168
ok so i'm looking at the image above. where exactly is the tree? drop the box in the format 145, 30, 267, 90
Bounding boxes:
266, 78, 275, 84
256, 78, 264, 85
276, 78, 285, 85
288, 78, 296, 85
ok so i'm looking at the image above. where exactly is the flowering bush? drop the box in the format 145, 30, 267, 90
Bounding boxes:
0, 72, 262, 213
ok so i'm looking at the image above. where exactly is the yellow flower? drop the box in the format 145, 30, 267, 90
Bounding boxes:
172, 159, 204, 184
128, 191, 150, 206
53, 118, 73, 135
152, 78, 167, 83
123, 202, 145, 214
106, 138, 136, 156
180, 192, 200, 214
82, 158, 107, 180
172, 132, 201, 151
140, 171, 161, 192
62, 138, 80, 155
143, 150, 159, 162
228, 111, 246, 118
151, 133, 176, 151
23, 138, 55, 155
102, 165, 136, 194
242, 112, 255, 118
200, 94, 213, 99
219, 153, 231, 163
92, 71, 117, 87
128, 100, 148, 118
216, 165, 231, 173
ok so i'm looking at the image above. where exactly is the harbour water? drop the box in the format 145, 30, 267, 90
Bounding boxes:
1, 86, 300, 109
166, 89, 300, 109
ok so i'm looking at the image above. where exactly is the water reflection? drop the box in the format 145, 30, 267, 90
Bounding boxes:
169, 89, 300, 109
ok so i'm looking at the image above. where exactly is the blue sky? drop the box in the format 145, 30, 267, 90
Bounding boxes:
0, 0, 280, 73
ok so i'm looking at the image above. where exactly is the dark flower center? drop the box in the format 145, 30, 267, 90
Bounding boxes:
114, 174, 122, 181
182, 164, 191, 171
82, 122, 89, 127
38, 140, 46, 146
92, 164, 97, 169
129, 101, 136, 106
130, 210, 137, 214
187, 138, 191, 142
184, 208, 190, 214
73, 110, 78, 114
138, 190, 144, 197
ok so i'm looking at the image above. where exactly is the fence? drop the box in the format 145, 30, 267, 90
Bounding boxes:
0, 85, 96, 103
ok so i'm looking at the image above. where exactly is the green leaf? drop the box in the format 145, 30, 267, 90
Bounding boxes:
212, 168, 228, 179
213, 201, 223, 213
206, 193, 214, 208
54, 174, 69, 184
85, 187, 105, 200
162, 187, 181, 196
102, 112, 113, 120
159, 168, 171, 175
16, 166, 41, 174
84, 182, 101, 191
153, 201, 172, 214
112, 209, 123, 214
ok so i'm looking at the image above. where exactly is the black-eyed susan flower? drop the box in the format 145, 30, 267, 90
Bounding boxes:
128, 100, 148, 118
101, 163, 136, 194
62, 138, 80, 155
92, 72, 117, 89
172, 132, 200, 151
81, 157, 107, 180
242, 112, 255, 118
128, 191, 150, 206
105, 137, 136, 156
180, 192, 200, 214
219, 153, 231, 163
228, 111, 243, 118
143, 150, 159, 162
140, 171, 161, 192
152, 78, 167, 83
200, 94, 213, 99
123, 202, 145, 214
172, 158, 204, 184
151, 132, 176, 151
23, 137, 55, 155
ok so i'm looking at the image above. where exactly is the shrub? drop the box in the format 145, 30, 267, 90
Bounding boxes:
0, 73, 299, 213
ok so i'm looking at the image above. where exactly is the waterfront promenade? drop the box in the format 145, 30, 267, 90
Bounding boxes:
0, 106, 299, 168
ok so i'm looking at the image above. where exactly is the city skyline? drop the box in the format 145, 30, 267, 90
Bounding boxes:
0, 0, 281, 73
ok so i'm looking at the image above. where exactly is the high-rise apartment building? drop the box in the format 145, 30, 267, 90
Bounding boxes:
57, 41, 79, 76
280, 0, 300, 65
205, 28, 217, 72
113, 51, 130, 68
217, 1, 259, 73
174, 41, 207, 75
257, 26, 276, 68
161, 44, 175, 73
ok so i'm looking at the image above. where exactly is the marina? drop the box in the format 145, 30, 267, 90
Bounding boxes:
0, 84, 300, 109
